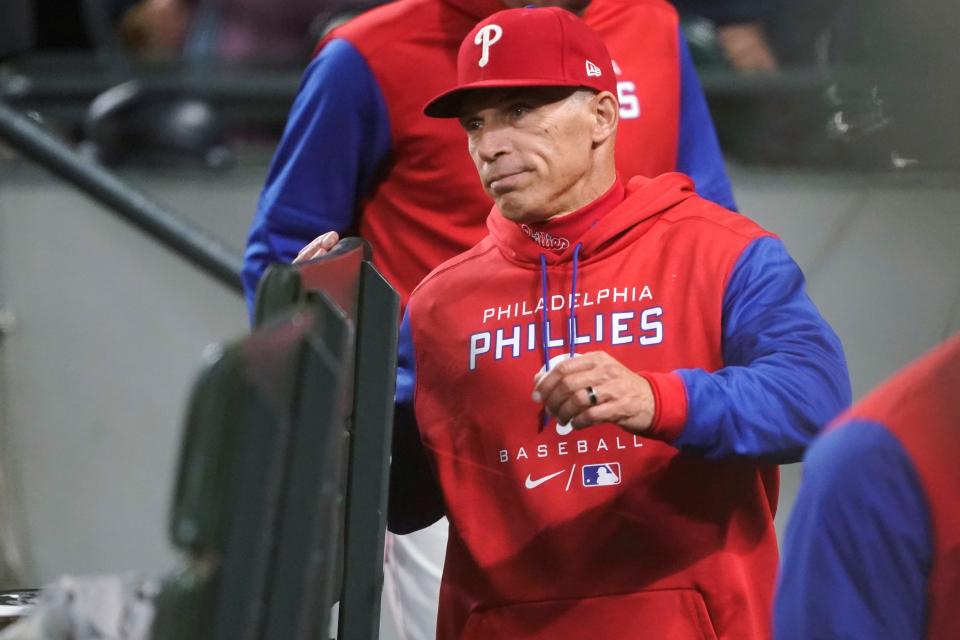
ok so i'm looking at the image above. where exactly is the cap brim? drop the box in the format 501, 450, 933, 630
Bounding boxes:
423, 79, 587, 118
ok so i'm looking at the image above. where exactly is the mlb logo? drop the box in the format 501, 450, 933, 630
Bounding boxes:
582, 463, 621, 487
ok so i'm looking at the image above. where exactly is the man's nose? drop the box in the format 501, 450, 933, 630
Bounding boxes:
474, 125, 511, 163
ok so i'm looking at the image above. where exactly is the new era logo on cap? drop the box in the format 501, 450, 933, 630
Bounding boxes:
424, 6, 618, 118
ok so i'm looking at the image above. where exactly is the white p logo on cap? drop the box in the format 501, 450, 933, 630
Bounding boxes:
475, 24, 503, 68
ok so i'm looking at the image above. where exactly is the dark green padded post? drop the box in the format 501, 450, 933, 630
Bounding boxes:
254, 264, 305, 329
247, 239, 399, 640
337, 262, 399, 640
152, 296, 353, 640
153, 338, 289, 640
262, 293, 354, 640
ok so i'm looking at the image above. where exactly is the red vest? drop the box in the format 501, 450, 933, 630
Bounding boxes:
407, 174, 777, 639
839, 333, 960, 640
328, 0, 680, 304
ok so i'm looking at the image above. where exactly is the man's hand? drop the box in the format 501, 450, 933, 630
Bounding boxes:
716, 22, 778, 74
532, 351, 656, 433
294, 231, 340, 264
119, 0, 191, 55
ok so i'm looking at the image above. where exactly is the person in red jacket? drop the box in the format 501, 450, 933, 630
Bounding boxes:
245, 0, 737, 311
775, 332, 960, 639
296, 7, 849, 637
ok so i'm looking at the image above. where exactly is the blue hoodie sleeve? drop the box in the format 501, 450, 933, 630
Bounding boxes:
774, 420, 931, 640
673, 236, 851, 462
389, 310, 446, 534
676, 29, 737, 211
241, 38, 392, 319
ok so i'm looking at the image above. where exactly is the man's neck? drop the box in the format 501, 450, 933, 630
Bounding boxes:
518, 176, 625, 253
547, 172, 617, 221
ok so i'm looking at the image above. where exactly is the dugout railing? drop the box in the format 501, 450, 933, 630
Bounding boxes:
2, 95, 400, 639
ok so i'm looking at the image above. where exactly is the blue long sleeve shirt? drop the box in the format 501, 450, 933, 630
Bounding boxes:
775, 420, 932, 639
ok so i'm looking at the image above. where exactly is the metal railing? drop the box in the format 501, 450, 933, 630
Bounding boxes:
0, 100, 243, 293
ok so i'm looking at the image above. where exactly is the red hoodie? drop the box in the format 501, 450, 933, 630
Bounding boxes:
395, 173, 851, 638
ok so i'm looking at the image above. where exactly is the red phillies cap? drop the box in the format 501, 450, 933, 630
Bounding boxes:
424, 6, 618, 118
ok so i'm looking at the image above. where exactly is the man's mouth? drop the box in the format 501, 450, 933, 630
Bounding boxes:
487, 170, 527, 193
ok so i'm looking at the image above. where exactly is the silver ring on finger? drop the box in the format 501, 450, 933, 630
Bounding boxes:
586, 385, 598, 406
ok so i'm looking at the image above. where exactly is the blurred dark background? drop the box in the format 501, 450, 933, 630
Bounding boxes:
2, 0, 959, 170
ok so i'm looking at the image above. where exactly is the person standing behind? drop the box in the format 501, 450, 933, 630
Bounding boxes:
243, 0, 736, 310
245, 1, 736, 638
775, 332, 960, 640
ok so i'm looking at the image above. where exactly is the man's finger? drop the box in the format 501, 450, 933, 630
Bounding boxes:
319, 230, 340, 248
294, 247, 323, 263
555, 386, 603, 425
295, 236, 327, 262
542, 370, 598, 416
294, 231, 339, 263
532, 357, 596, 402
571, 402, 619, 429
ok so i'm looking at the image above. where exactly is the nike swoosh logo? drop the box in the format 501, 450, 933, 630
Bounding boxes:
524, 470, 565, 489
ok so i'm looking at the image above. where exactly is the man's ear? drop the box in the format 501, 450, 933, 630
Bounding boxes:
592, 91, 619, 145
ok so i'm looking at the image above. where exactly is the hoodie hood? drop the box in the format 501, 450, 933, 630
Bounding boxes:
487, 172, 697, 266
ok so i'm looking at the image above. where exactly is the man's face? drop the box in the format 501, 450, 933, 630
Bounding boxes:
501, 0, 591, 13
458, 87, 600, 223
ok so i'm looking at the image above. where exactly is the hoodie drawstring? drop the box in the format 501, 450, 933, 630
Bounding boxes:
539, 253, 551, 429
538, 243, 583, 428
538, 243, 584, 372
539, 253, 551, 372
569, 242, 582, 357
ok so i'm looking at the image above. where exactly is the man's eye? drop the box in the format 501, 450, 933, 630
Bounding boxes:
509, 104, 530, 118
462, 118, 483, 131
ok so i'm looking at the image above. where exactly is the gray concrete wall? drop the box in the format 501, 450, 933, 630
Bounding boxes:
731, 166, 960, 540
0, 149, 957, 627
0, 157, 254, 584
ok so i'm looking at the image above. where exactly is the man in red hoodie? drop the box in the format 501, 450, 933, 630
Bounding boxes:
259, 2, 737, 636
301, 7, 849, 638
